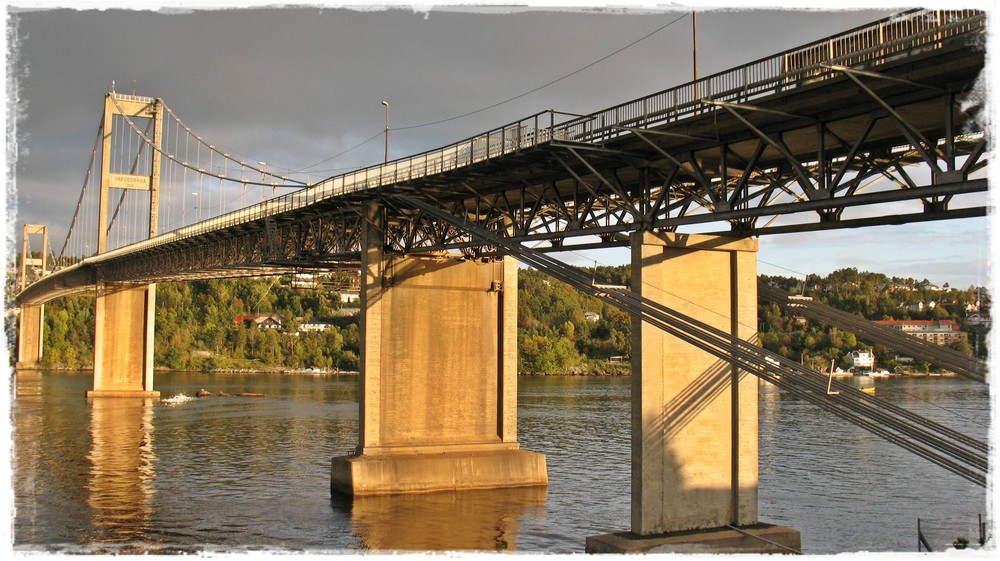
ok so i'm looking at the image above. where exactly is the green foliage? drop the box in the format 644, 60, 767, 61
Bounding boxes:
36, 277, 359, 371
29, 266, 989, 375
517, 266, 631, 374
760, 269, 990, 370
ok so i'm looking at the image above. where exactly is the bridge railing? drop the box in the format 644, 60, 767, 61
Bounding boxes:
82, 8, 984, 265
555, 9, 985, 144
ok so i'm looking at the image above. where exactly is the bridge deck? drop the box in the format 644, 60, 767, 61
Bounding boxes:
17, 9, 987, 304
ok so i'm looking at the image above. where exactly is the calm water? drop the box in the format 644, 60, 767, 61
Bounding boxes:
11, 371, 991, 554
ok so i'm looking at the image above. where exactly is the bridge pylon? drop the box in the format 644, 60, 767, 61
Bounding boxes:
16, 224, 49, 369
88, 91, 162, 398
587, 231, 799, 553
331, 204, 547, 495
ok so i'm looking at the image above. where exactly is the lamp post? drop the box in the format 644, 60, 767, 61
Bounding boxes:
692, 10, 699, 99
381, 100, 390, 163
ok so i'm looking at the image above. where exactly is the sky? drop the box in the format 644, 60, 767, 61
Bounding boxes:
3, 0, 996, 291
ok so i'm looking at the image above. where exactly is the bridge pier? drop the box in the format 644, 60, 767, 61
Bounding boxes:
87, 282, 159, 398
16, 224, 49, 370
587, 231, 799, 554
331, 205, 546, 495
16, 304, 45, 369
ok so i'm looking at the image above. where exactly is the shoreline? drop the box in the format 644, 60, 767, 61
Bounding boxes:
13, 366, 966, 379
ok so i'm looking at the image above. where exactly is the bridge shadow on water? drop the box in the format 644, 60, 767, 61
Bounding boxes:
331, 486, 547, 552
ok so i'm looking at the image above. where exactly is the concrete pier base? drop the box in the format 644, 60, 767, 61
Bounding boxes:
16, 303, 45, 369
593, 231, 800, 551
88, 282, 158, 398
331, 449, 547, 496
334, 204, 545, 496
586, 523, 801, 554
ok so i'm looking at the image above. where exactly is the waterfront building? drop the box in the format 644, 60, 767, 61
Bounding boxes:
845, 350, 875, 370
873, 319, 968, 346
234, 314, 283, 330
966, 313, 992, 328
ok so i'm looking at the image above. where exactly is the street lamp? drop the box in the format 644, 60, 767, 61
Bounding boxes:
692, 10, 699, 100
381, 100, 390, 163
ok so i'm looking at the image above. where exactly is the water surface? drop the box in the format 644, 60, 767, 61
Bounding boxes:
12, 371, 990, 553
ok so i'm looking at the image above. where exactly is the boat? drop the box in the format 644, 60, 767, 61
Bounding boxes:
860, 386, 876, 395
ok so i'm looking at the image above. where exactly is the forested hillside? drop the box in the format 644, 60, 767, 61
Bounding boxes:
25, 278, 360, 372
759, 269, 989, 373
19, 266, 989, 375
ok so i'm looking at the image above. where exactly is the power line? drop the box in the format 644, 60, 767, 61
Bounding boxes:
295, 12, 691, 173
293, 130, 384, 173
394, 12, 691, 132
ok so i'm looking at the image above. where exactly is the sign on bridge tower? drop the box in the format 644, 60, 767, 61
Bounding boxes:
89, 90, 163, 398
97, 91, 163, 251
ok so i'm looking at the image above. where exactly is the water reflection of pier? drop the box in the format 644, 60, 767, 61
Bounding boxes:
86, 397, 157, 547
346, 486, 546, 551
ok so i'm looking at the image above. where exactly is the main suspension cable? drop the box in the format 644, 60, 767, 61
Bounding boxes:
108, 95, 307, 189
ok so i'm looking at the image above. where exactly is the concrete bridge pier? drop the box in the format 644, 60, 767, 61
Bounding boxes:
587, 231, 799, 554
331, 204, 546, 496
16, 304, 45, 369
87, 281, 159, 398
16, 224, 49, 370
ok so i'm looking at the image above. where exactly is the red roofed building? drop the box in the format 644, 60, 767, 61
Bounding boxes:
873, 319, 968, 346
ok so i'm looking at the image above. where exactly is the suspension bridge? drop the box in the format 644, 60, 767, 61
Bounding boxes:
13, 8, 989, 554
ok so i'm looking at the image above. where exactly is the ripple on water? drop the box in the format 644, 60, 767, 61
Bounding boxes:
12, 372, 990, 554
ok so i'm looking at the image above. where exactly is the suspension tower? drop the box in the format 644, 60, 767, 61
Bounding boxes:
88, 90, 163, 398
16, 224, 48, 369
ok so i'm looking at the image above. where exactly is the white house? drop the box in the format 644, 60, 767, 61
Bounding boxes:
300, 321, 330, 332
845, 350, 875, 371
967, 313, 992, 328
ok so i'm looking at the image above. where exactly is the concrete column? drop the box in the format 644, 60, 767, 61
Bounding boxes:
88, 282, 159, 398
588, 231, 799, 553
16, 304, 45, 369
630, 231, 760, 534
331, 204, 546, 495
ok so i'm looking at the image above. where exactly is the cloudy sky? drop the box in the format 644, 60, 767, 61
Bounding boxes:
4, 1, 995, 289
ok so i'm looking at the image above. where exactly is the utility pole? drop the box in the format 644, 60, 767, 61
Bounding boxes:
382, 100, 390, 163
693, 10, 700, 111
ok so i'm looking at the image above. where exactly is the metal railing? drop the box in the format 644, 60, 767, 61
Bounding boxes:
555, 9, 984, 143
74, 8, 985, 268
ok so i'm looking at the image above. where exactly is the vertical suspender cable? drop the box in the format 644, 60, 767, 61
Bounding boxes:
58, 117, 104, 262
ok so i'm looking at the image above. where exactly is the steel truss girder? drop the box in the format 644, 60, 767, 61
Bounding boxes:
384, 72, 987, 249
97, 210, 366, 283
86, 86, 991, 284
